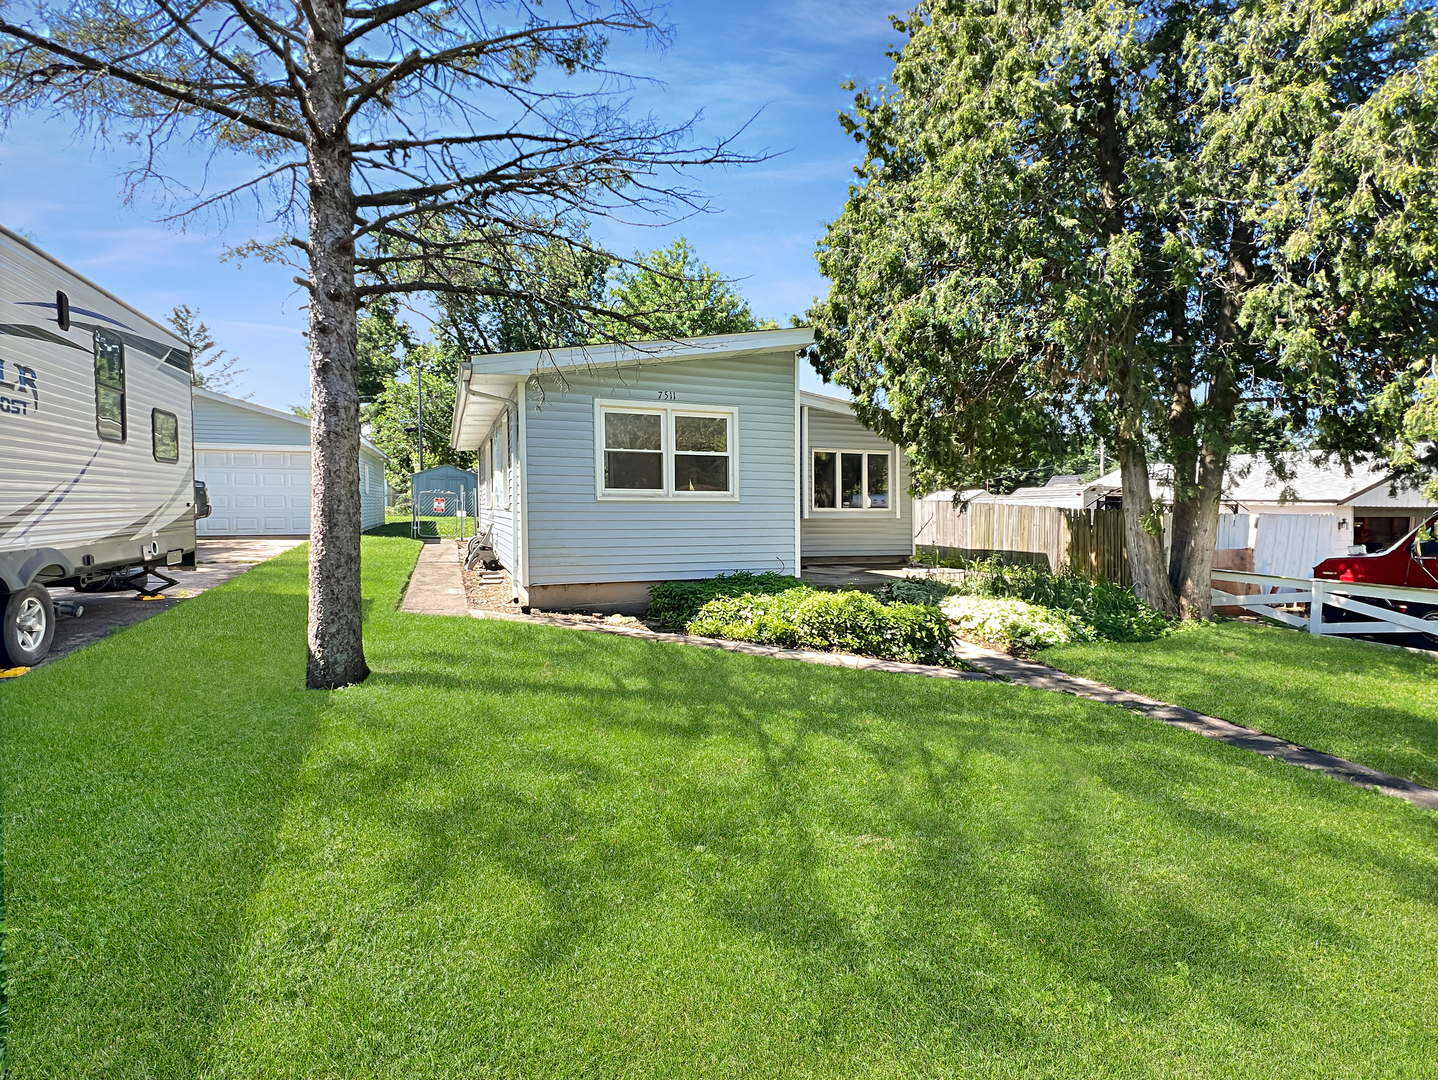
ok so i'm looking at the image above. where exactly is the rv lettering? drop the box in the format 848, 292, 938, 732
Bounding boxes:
0, 394, 30, 416
0, 358, 39, 412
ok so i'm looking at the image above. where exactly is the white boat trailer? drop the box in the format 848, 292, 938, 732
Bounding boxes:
1212, 571, 1438, 639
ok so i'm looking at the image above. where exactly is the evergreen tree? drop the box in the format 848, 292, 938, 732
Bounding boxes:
811, 0, 1438, 616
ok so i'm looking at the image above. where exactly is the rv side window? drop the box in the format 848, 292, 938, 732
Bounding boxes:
94, 329, 126, 442
152, 409, 179, 462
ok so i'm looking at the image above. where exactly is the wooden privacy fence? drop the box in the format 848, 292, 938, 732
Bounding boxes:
915, 500, 1131, 585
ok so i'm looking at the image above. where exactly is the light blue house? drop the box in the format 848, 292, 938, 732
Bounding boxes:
449, 329, 912, 611
193, 388, 388, 537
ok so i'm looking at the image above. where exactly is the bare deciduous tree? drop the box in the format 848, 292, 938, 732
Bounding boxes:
1, 0, 758, 686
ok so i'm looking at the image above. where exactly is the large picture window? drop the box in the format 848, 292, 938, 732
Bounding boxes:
597, 403, 736, 498
812, 449, 890, 511
94, 328, 125, 442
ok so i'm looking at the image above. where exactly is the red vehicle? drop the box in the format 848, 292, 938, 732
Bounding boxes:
1313, 511, 1438, 644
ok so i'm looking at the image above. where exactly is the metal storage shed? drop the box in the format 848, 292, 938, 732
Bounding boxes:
193, 388, 388, 537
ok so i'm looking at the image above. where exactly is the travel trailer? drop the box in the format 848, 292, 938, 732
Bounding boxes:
0, 224, 204, 667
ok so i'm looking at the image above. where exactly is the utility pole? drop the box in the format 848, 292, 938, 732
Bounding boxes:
414, 359, 425, 473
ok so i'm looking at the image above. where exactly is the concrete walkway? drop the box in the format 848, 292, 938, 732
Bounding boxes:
400, 539, 468, 616
952, 641, 1438, 812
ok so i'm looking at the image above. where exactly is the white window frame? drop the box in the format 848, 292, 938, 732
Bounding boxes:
810, 448, 894, 513
594, 399, 740, 501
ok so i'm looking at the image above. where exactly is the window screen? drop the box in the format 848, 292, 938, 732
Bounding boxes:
673, 414, 729, 492
866, 454, 889, 508
94, 329, 125, 442
604, 411, 664, 490
841, 453, 864, 508
813, 451, 836, 508
152, 409, 179, 462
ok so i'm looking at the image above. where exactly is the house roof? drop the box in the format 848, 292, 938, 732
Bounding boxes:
1090, 452, 1436, 509
193, 387, 387, 460
922, 479, 1111, 510
800, 390, 858, 415
452, 327, 817, 451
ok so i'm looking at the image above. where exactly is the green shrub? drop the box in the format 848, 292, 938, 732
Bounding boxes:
875, 577, 954, 607
648, 571, 803, 627
687, 587, 955, 665
953, 558, 1171, 642
942, 595, 1095, 650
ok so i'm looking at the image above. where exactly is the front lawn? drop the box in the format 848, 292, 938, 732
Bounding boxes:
1042, 620, 1438, 789
4, 540, 1438, 1077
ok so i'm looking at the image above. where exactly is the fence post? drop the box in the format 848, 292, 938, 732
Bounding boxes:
1309, 579, 1326, 635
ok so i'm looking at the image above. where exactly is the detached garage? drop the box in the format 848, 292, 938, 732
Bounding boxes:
193, 388, 387, 537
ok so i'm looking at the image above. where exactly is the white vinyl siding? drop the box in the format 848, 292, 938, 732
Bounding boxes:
194, 396, 387, 535
475, 397, 521, 578
523, 351, 797, 584
801, 406, 913, 558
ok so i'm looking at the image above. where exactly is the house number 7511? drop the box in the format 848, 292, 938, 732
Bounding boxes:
655, 390, 676, 401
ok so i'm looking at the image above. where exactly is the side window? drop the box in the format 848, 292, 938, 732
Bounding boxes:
602, 409, 665, 491
1417, 521, 1438, 559
672, 413, 730, 493
151, 409, 179, 462
94, 328, 125, 442
812, 449, 892, 511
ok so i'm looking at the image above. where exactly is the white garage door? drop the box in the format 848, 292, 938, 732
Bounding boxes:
196, 449, 311, 536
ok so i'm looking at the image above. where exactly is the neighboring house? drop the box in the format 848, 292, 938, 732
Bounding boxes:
916, 453, 1437, 580
1086, 454, 1437, 571
448, 328, 912, 611
193, 388, 388, 537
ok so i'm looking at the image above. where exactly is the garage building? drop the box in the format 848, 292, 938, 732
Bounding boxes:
194, 388, 388, 537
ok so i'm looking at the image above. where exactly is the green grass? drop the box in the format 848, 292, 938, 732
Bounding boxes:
1041, 620, 1438, 789
3, 540, 1438, 1077
378, 510, 477, 539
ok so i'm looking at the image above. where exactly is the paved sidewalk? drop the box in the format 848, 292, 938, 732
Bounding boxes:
400, 539, 468, 616
952, 641, 1438, 811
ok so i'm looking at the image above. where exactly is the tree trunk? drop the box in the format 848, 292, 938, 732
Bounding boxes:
1093, 59, 1175, 616
303, 0, 368, 689
1164, 289, 1198, 597
1167, 217, 1253, 620
1116, 346, 1177, 614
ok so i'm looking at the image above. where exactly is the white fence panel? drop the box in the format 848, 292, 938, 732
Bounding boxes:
1253, 513, 1346, 578
1216, 513, 1250, 550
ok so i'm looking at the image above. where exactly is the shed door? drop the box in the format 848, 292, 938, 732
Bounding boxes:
196, 449, 311, 536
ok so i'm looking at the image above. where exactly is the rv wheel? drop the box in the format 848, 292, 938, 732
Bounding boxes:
2, 585, 55, 667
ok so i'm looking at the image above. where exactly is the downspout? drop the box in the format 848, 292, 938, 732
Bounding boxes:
517, 380, 531, 606
799, 360, 811, 578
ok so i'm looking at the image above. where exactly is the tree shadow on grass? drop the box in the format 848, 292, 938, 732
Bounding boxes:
266, 617, 1438, 1071
1047, 622, 1438, 788
0, 580, 335, 1075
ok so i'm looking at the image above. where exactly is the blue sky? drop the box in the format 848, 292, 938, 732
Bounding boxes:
0, 0, 904, 412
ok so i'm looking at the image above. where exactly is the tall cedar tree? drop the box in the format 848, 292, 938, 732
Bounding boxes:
1, 1, 758, 686
811, 0, 1438, 617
